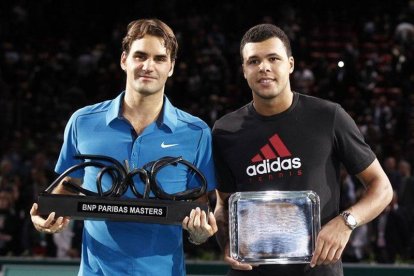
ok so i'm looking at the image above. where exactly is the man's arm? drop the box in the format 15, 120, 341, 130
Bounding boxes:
345, 158, 393, 225
30, 176, 80, 234
310, 158, 393, 267
214, 190, 253, 270
214, 190, 230, 249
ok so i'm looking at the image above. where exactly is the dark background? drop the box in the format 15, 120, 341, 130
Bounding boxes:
0, 0, 413, 263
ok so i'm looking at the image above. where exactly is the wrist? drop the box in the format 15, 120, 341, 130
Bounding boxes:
188, 234, 207, 245
340, 211, 358, 230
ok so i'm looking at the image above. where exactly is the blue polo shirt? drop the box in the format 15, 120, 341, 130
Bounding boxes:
55, 92, 216, 276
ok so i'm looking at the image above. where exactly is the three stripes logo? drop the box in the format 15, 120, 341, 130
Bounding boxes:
246, 134, 302, 176
251, 134, 291, 162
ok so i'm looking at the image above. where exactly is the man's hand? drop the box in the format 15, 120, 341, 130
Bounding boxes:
182, 207, 218, 244
310, 215, 352, 267
30, 203, 71, 234
223, 242, 253, 270
51, 176, 81, 195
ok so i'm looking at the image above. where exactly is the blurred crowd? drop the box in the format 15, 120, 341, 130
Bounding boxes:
0, 0, 413, 263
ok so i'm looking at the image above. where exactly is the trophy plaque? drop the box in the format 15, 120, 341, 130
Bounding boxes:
229, 191, 320, 264
38, 154, 208, 225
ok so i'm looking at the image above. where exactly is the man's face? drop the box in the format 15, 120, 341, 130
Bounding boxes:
242, 37, 294, 101
121, 34, 174, 96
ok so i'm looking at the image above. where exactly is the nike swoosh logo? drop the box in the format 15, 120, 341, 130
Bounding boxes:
161, 142, 179, 148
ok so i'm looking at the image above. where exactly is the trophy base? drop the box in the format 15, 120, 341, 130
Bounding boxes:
37, 194, 208, 225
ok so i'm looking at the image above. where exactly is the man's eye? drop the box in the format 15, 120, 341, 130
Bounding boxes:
155, 57, 167, 62
134, 55, 145, 60
248, 60, 259, 65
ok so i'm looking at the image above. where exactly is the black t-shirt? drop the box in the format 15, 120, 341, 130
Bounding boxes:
212, 92, 376, 276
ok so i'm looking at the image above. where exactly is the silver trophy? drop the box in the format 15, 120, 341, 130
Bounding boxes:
229, 191, 320, 264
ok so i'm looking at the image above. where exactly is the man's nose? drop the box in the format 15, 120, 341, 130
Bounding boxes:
259, 61, 271, 72
142, 59, 154, 71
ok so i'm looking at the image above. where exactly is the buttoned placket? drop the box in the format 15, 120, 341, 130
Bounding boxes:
130, 136, 141, 170
129, 122, 157, 170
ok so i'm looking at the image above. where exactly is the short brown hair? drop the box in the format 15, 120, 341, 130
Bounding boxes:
240, 24, 292, 62
122, 18, 178, 61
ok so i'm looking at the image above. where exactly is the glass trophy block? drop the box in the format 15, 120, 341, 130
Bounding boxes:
229, 191, 320, 264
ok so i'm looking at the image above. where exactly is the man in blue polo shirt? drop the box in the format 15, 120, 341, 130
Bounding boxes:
30, 18, 218, 275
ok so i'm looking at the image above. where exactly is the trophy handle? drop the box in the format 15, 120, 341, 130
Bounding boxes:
147, 156, 207, 200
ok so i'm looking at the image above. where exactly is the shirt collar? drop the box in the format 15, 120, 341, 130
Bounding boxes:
106, 91, 177, 132
106, 92, 124, 124
160, 96, 177, 132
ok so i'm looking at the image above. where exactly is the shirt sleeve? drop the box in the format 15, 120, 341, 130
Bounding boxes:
54, 111, 84, 178
212, 128, 237, 193
333, 105, 376, 175
191, 127, 217, 192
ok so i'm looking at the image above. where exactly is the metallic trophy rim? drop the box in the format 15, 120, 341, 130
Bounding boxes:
229, 190, 321, 264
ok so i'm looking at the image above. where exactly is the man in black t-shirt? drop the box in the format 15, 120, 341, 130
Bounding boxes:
212, 24, 393, 276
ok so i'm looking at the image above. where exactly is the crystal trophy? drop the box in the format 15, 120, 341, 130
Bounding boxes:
229, 191, 320, 264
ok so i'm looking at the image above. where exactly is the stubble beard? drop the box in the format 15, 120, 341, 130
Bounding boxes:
132, 80, 163, 96
253, 86, 282, 101
253, 79, 290, 101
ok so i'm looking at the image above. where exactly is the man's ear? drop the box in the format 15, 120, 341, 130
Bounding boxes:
168, 60, 175, 77
120, 52, 127, 71
242, 63, 247, 79
289, 56, 294, 74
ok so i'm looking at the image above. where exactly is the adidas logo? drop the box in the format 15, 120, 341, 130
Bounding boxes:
251, 134, 291, 162
246, 134, 302, 176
